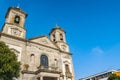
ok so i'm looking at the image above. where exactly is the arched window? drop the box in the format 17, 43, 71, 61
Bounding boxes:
65, 64, 70, 73
40, 55, 48, 67
30, 54, 35, 64
53, 34, 56, 42
60, 33, 63, 41
14, 15, 20, 24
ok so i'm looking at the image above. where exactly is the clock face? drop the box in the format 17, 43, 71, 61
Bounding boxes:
61, 45, 67, 51
11, 28, 22, 37
14, 16, 20, 24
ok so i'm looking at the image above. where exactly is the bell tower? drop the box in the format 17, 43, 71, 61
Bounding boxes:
49, 25, 69, 52
1, 7, 27, 39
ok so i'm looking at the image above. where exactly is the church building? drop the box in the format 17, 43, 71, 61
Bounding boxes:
0, 7, 75, 80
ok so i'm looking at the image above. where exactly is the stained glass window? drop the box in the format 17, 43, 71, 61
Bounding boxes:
40, 55, 48, 67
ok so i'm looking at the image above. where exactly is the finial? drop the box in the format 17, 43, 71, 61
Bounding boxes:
17, 1, 20, 8
55, 24, 59, 28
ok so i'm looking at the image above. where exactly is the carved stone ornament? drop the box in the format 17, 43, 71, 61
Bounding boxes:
11, 28, 22, 37
23, 64, 29, 71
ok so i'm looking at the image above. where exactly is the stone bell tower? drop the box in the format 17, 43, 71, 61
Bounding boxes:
1, 7, 27, 39
49, 24, 69, 52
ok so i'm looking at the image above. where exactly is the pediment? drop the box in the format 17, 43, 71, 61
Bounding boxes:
28, 36, 59, 49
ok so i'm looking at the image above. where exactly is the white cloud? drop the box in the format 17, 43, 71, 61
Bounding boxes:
91, 47, 104, 54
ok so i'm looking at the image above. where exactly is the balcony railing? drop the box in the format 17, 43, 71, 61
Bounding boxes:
35, 65, 61, 74
65, 72, 72, 78
22, 65, 62, 75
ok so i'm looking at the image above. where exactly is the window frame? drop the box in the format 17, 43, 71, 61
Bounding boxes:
40, 55, 48, 68
14, 15, 20, 24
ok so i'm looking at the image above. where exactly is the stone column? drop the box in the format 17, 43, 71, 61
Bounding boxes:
40, 76, 43, 80
57, 77, 60, 80
60, 77, 63, 80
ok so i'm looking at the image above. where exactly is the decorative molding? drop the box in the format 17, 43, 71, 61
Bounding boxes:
40, 39, 48, 44
63, 61, 71, 64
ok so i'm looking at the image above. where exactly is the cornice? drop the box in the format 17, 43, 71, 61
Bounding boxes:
5, 7, 27, 18
27, 40, 72, 55
21, 69, 61, 75
0, 32, 26, 42
28, 35, 47, 40
0, 32, 72, 55
49, 27, 66, 35
5, 23, 26, 30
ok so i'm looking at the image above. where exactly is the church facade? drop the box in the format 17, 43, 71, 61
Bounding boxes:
0, 7, 75, 80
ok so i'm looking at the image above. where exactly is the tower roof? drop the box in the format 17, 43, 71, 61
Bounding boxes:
5, 7, 28, 18
49, 24, 66, 35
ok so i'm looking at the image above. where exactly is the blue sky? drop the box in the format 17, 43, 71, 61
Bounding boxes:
0, 0, 120, 80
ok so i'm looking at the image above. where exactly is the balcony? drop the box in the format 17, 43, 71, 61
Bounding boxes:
65, 72, 72, 78
22, 65, 62, 75
35, 65, 61, 74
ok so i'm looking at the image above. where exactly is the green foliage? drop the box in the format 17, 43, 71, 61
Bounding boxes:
0, 41, 21, 80
108, 74, 120, 80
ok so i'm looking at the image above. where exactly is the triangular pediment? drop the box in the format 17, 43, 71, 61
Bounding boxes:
28, 36, 59, 49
